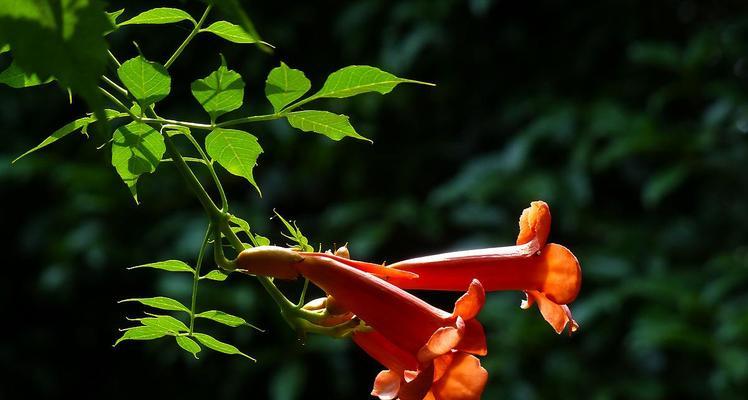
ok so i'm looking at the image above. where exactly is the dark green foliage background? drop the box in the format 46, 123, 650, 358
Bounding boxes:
2, 0, 748, 398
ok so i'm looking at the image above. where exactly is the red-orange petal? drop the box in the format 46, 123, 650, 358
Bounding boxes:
522, 290, 579, 334
516, 201, 551, 248
539, 243, 581, 304
455, 318, 487, 356
417, 317, 465, 363
452, 279, 486, 321
430, 353, 488, 400
372, 370, 401, 400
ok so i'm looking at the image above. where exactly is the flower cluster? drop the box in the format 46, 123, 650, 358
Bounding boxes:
236, 201, 581, 399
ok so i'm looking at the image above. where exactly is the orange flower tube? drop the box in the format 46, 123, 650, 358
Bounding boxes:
384, 201, 581, 334
293, 255, 487, 361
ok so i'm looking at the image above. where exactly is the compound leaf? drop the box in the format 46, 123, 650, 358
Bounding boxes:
128, 260, 195, 274
193, 332, 255, 360
119, 8, 195, 26
119, 296, 190, 314
265, 62, 310, 112
286, 110, 369, 142
117, 56, 171, 106
312, 65, 433, 100
205, 128, 263, 194
114, 326, 168, 346
191, 56, 245, 121
175, 336, 201, 359
202, 21, 257, 44
111, 122, 166, 202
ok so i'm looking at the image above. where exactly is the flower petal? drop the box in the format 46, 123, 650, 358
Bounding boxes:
523, 290, 579, 334
539, 243, 581, 304
516, 201, 551, 249
371, 370, 401, 400
455, 318, 487, 356
430, 353, 488, 400
417, 317, 465, 363
452, 279, 485, 321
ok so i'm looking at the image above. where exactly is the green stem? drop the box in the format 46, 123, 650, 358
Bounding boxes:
189, 223, 212, 334
107, 50, 122, 68
141, 117, 213, 130
102, 76, 128, 97
165, 5, 212, 69
183, 132, 228, 211
99, 87, 136, 119
215, 114, 282, 128
162, 132, 222, 220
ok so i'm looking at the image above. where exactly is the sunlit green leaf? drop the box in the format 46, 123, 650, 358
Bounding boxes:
128, 259, 195, 273
312, 65, 433, 100
119, 296, 190, 314
191, 56, 245, 121
206, 0, 263, 44
117, 56, 171, 106
201, 21, 257, 44
254, 235, 270, 246
119, 8, 195, 26
175, 336, 201, 359
0, 60, 52, 88
205, 128, 263, 194
286, 111, 369, 142
0, 44, 9, 55
200, 270, 229, 281
265, 62, 310, 112
13, 110, 126, 163
114, 326, 168, 346
111, 122, 166, 202
196, 310, 249, 328
136, 315, 189, 333
192, 332, 255, 360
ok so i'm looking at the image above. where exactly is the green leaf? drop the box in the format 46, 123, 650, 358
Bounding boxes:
192, 333, 255, 360
205, 128, 263, 194
191, 56, 245, 121
202, 21, 258, 44
0, 44, 9, 55
136, 315, 189, 333
175, 336, 201, 359
128, 260, 195, 274
114, 326, 168, 346
13, 117, 90, 163
117, 56, 171, 106
119, 296, 190, 314
107, 9, 125, 25
286, 111, 369, 142
206, 0, 263, 44
312, 65, 433, 100
195, 310, 249, 328
13, 110, 126, 163
200, 270, 229, 281
265, 62, 311, 112
119, 8, 195, 26
254, 235, 270, 246
0, 60, 52, 88
111, 122, 166, 202
0, 0, 113, 124
274, 211, 313, 252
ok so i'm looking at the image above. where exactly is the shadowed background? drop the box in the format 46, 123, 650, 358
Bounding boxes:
2, 0, 747, 398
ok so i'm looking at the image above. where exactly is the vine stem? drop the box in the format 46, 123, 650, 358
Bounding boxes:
165, 5, 212, 69
182, 131, 228, 211
189, 223, 212, 334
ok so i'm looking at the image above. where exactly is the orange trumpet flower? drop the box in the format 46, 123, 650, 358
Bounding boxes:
384, 201, 581, 334
354, 329, 488, 400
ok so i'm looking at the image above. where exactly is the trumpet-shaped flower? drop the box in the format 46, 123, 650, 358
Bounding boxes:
236, 246, 487, 360
385, 201, 581, 334
354, 330, 488, 400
